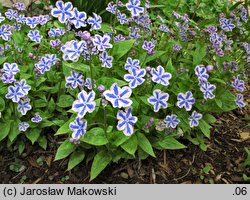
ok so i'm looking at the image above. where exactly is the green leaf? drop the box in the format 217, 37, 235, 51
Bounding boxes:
96, 77, 127, 88
107, 130, 129, 147
121, 134, 138, 156
0, 121, 11, 142
82, 127, 108, 146
38, 135, 47, 150
0, 97, 5, 111
99, 23, 112, 32
193, 41, 207, 65
12, 32, 24, 47
204, 114, 216, 124
55, 139, 76, 161
67, 150, 85, 171
57, 95, 74, 108
137, 132, 155, 157
113, 40, 134, 60
0, 57, 8, 65
8, 120, 20, 142
55, 117, 75, 135
63, 61, 90, 74
90, 151, 112, 181
165, 59, 176, 76
18, 141, 25, 155
199, 119, 211, 138
158, 136, 186, 150
34, 99, 48, 108
25, 128, 41, 144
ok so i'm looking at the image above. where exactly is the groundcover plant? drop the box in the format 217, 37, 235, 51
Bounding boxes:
0, 0, 248, 180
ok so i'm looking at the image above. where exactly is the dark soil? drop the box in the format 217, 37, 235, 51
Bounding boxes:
0, 93, 249, 184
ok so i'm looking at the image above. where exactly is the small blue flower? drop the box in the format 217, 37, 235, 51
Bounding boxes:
148, 89, 169, 112
15, 2, 26, 11
99, 51, 113, 68
18, 122, 29, 132
176, 91, 195, 111
106, 2, 117, 14
124, 57, 140, 71
50, 39, 61, 47
114, 34, 125, 42
17, 98, 32, 115
2, 63, 19, 75
124, 68, 146, 88
117, 107, 138, 136
31, 113, 42, 123
117, 11, 128, 24
215, 48, 224, 57
5, 85, 24, 103
84, 78, 96, 90
16, 14, 26, 24
61, 40, 86, 62
159, 25, 170, 33
87, 13, 102, 30
126, 0, 144, 16
51, 1, 73, 23
5, 9, 17, 20
48, 28, 65, 37
27, 30, 43, 43
14, 79, 31, 95
26, 17, 39, 28
195, 65, 209, 84
0, 25, 12, 41
1, 73, 15, 84
188, 111, 202, 128
220, 18, 235, 32
142, 41, 155, 53
65, 71, 84, 89
103, 83, 133, 108
164, 114, 180, 128
69, 117, 87, 139
93, 34, 113, 51
72, 90, 96, 118
70, 8, 87, 29
200, 81, 216, 100
35, 57, 52, 74
151, 65, 172, 86
232, 76, 245, 92
235, 94, 246, 108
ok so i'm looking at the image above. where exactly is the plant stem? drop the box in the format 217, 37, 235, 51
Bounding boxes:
192, 0, 201, 19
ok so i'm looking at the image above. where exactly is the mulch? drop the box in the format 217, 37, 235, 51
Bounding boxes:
0, 95, 249, 184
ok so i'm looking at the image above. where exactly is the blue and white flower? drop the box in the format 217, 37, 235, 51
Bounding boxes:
87, 13, 102, 30
48, 28, 65, 37
1, 73, 15, 84
188, 111, 202, 128
69, 117, 87, 139
50, 39, 61, 47
31, 113, 42, 123
126, 0, 144, 16
14, 79, 31, 95
15, 14, 26, 24
151, 65, 172, 86
176, 91, 195, 111
5, 85, 24, 103
99, 51, 113, 68
220, 18, 235, 32
200, 81, 216, 99
35, 57, 52, 74
106, 2, 117, 14
142, 40, 155, 53
17, 98, 32, 115
72, 90, 96, 118
103, 83, 132, 108
84, 78, 96, 90
65, 71, 84, 89
117, 11, 128, 24
117, 107, 138, 136
195, 65, 209, 84
124, 57, 140, 71
0, 13, 5, 23
164, 114, 180, 128
93, 34, 113, 51
61, 40, 86, 62
70, 8, 87, 29
27, 30, 43, 43
18, 122, 29, 132
51, 1, 73, 23
4, 9, 17, 20
232, 76, 245, 92
124, 68, 146, 88
15, 2, 26, 10
0, 25, 12, 41
2, 63, 19, 75
148, 89, 169, 112
235, 94, 245, 108
114, 34, 125, 42
26, 17, 39, 28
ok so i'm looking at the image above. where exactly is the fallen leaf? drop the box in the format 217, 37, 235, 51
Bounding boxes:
239, 132, 250, 141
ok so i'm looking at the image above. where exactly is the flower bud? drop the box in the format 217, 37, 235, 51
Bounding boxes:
206, 65, 214, 72
98, 85, 105, 93
82, 31, 91, 41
